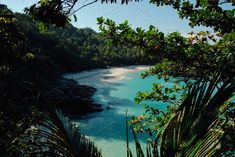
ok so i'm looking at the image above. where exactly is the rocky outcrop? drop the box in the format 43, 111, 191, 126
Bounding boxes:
22, 57, 102, 115
44, 78, 103, 115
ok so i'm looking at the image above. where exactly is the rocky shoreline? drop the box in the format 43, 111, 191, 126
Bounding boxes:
44, 78, 103, 116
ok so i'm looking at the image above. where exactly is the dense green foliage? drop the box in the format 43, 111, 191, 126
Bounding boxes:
14, 12, 156, 72
0, 6, 28, 76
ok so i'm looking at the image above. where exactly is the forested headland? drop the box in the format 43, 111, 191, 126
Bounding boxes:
13, 11, 157, 73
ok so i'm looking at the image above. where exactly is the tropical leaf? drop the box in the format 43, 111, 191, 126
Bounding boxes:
129, 72, 234, 157
155, 73, 234, 156
5, 95, 102, 157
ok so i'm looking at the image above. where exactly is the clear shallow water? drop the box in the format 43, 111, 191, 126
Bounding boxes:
67, 69, 178, 157
64, 68, 235, 157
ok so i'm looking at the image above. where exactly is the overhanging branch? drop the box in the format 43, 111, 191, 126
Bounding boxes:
70, 0, 98, 15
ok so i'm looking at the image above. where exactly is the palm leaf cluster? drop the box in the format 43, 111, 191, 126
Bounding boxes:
3, 97, 102, 157
129, 73, 234, 157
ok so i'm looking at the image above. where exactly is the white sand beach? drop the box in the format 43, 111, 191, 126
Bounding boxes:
63, 65, 151, 87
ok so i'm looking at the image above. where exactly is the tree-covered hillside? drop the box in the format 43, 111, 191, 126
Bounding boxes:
14, 12, 156, 72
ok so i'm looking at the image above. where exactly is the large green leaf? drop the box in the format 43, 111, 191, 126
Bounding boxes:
157, 74, 234, 156
6, 97, 102, 157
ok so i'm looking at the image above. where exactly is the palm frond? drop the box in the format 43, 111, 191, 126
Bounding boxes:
158, 74, 234, 156
6, 97, 102, 157
129, 73, 234, 157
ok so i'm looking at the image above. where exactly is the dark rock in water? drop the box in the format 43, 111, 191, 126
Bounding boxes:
44, 78, 103, 115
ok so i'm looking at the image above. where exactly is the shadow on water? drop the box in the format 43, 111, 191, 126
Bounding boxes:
65, 68, 167, 143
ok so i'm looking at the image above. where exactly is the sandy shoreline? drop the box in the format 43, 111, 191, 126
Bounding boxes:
63, 65, 151, 87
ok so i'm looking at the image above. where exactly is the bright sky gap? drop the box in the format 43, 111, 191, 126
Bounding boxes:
2, 0, 212, 35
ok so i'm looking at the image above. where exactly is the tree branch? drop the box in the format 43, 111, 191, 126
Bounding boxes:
70, 0, 98, 15
66, 0, 78, 14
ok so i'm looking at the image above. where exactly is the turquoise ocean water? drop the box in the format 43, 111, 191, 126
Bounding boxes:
65, 68, 235, 157
69, 70, 179, 157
